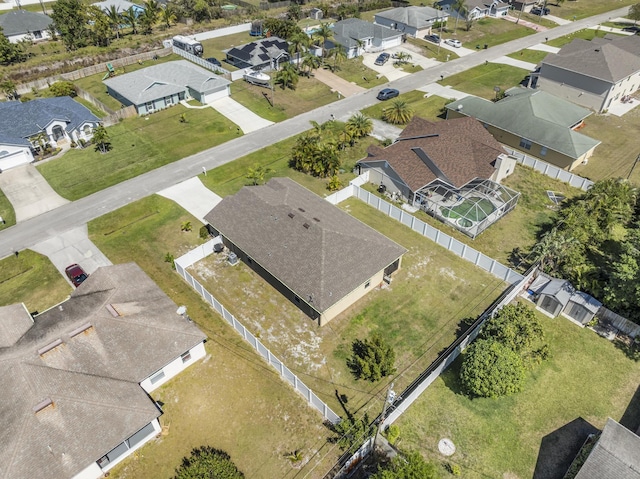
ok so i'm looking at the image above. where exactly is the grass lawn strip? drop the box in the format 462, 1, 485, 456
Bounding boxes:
361, 91, 451, 124
439, 63, 530, 100
546, 28, 623, 48
188, 196, 505, 417
328, 60, 388, 88
89, 195, 339, 479
37, 104, 238, 200
448, 18, 534, 50
545, 0, 637, 20
508, 49, 549, 65
0, 188, 16, 231
395, 304, 640, 478
0, 249, 71, 313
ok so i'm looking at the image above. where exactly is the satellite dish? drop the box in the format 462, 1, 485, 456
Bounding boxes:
176, 306, 187, 316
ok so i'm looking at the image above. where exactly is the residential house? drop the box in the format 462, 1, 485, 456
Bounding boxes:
508, 0, 539, 13
356, 116, 519, 238
0, 263, 207, 479
536, 34, 640, 112
0, 96, 101, 171
437, 0, 510, 19
374, 6, 449, 38
0, 10, 53, 43
103, 60, 230, 115
204, 178, 407, 326
224, 37, 289, 70
328, 18, 403, 59
446, 88, 601, 170
571, 418, 640, 479
94, 0, 145, 15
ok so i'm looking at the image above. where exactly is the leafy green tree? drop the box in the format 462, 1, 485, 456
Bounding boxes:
87, 5, 111, 46
301, 51, 321, 77
327, 174, 343, 191
332, 413, 373, 451
629, 3, 640, 24
246, 164, 272, 185
121, 7, 138, 34
289, 31, 310, 72
48, 81, 77, 97
460, 338, 525, 398
104, 5, 122, 40
0, 27, 27, 65
347, 332, 396, 382
262, 18, 303, 41
345, 113, 373, 141
173, 446, 244, 479
0, 78, 17, 99
51, 0, 89, 50
287, 3, 301, 21
382, 100, 414, 125
371, 451, 441, 479
313, 22, 334, 61
604, 226, 640, 320
275, 62, 299, 90
92, 125, 111, 153
140, 0, 160, 34
161, 4, 178, 28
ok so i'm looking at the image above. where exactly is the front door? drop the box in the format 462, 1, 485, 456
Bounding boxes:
52, 125, 65, 141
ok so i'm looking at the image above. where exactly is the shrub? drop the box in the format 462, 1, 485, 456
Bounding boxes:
347, 332, 396, 382
173, 446, 244, 479
48, 81, 76, 97
199, 225, 210, 240
385, 424, 400, 445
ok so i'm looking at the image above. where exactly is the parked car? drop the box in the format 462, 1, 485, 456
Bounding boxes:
377, 88, 399, 101
444, 39, 462, 48
374, 53, 390, 66
622, 25, 640, 33
65, 264, 88, 287
531, 6, 550, 15
205, 57, 222, 66
424, 34, 441, 44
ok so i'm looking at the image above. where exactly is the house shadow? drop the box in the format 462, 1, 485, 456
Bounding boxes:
533, 417, 598, 479
619, 384, 640, 433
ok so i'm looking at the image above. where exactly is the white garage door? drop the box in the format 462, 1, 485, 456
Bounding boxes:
203, 87, 230, 104
0, 150, 32, 171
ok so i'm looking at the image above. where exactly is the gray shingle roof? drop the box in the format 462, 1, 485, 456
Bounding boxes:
103, 60, 230, 105
375, 6, 446, 28
0, 10, 52, 36
446, 89, 600, 160
204, 178, 407, 313
225, 37, 289, 67
0, 96, 101, 146
575, 419, 640, 479
0, 303, 32, 348
333, 18, 402, 46
0, 263, 206, 479
539, 277, 574, 307
541, 35, 640, 83
569, 291, 602, 314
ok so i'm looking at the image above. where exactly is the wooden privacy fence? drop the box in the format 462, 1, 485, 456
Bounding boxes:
102, 106, 138, 126
74, 86, 116, 115
598, 307, 640, 338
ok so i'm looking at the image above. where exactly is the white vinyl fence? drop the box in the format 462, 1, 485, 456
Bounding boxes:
172, 47, 231, 77
503, 147, 594, 191
174, 239, 341, 424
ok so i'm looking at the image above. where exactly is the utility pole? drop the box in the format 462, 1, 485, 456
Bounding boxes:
627, 153, 640, 180
374, 382, 395, 447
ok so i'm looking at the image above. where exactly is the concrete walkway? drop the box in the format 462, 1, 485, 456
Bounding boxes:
158, 177, 222, 224
417, 83, 470, 100
588, 25, 637, 36
607, 98, 640, 117
313, 67, 366, 97
527, 43, 560, 53
490, 55, 537, 71
504, 15, 549, 32
362, 52, 410, 81
207, 97, 274, 134
370, 119, 402, 142
0, 164, 69, 222
31, 225, 112, 286
545, 14, 573, 26
438, 41, 476, 57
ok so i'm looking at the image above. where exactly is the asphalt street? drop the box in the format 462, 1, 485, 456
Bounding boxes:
0, 6, 630, 259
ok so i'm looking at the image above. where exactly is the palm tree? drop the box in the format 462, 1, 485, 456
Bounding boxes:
301, 52, 321, 77
275, 63, 299, 90
394, 51, 412, 65
122, 7, 138, 35
140, 0, 160, 34
353, 38, 365, 57
289, 32, 310, 72
345, 113, 373, 141
105, 6, 122, 40
313, 22, 334, 62
382, 100, 414, 125
160, 4, 177, 29
452, 0, 466, 32
328, 44, 347, 72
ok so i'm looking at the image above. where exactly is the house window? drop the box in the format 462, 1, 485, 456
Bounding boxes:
540, 146, 547, 156
33, 30, 42, 39
365, 280, 371, 288
150, 370, 165, 384
247, 257, 253, 265
145, 101, 154, 112
294, 296, 301, 304
519, 138, 532, 150
164, 96, 173, 107
181, 351, 191, 363
83, 125, 92, 136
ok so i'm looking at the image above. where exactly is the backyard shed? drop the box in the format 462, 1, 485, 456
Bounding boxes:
531, 275, 574, 317
563, 291, 602, 325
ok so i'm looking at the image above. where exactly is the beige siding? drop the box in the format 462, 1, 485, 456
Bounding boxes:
320, 269, 386, 326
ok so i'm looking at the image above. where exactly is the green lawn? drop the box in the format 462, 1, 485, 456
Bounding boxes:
330, 60, 387, 88
230, 74, 337, 121
89, 196, 338, 479
395, 305, 640, 479
37, 105, 238, 200
547, 28, 624, 48
573, 106, 640, 183
513, 11, 558, 29
73, 97, 106, 118
441, 17, 535, 49
0, 250, 71, 313
508, 48, 549, 65
73, 54, 182, 111
189, 196, 505, 416
0, 188, 16, 231
362, 91, 451, 124
407, 37, 460, 62
547, 0, 638, 20
439, 63, 531, 100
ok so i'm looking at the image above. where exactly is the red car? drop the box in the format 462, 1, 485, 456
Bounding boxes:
65, 264, 88, 287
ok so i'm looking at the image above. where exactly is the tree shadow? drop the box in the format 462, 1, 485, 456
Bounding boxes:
532, 417, 598, 479
438, 357, 467, 396
619, 384, 640, 433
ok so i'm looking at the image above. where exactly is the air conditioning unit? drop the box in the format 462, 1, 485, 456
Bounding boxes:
227, 252, 239, 266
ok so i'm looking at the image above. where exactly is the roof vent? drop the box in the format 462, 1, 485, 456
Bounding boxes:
303, 223, 310, 229
105, 304, 120, 317
594, 48, 600, 52
313, 217, 320, 222
69, 323, 93, 338
288, 212, 295, 219
457, 104, 463, 111
298, 208, 306, 212
33, 398, 54, 414
38, 339, 63, 356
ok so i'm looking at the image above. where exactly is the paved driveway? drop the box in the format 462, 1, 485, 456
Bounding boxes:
31, 225, 112, 286
313, 67, 366, 98
439, 41, 476, 57
362, 52, 411, 81
207, 97, 274, 134
491, 56, 537, 71
0, 164, 69, 222
158, 177, 222, 224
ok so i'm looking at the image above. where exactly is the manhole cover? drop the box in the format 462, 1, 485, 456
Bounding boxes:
438, 438, 456, 456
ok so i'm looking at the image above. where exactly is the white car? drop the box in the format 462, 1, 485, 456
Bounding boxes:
444, 39, 462, 48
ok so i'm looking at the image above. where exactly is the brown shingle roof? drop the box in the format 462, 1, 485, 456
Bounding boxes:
360, 116, 505, 191
204, 178, 407, 313
0, 263, 206, 479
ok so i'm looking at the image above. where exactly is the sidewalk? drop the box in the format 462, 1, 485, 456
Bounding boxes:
206, 97, 274, 134
312, 67, 367, 97
417, 83, 469, 100
158, 177, 222, 224
588, 25, 637, 36
490, 56, 537, 71
544, 14, 573, 26
527, 43, 560, 53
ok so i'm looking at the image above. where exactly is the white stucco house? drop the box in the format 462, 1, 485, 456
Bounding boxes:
0, 263, 207, 479
437, 0, 510, 19
326, 18, 403, 59
0, 9, 53, 43
374, 6, 449, 38
0, 96, 101, 171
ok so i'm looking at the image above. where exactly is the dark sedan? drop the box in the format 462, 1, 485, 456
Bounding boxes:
377, 88, 399, 101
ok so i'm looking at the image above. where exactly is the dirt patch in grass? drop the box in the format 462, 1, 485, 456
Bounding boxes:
91, 195, 340, 479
